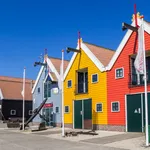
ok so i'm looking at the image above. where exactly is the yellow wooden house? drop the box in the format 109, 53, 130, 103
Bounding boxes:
64, 39, 114, 130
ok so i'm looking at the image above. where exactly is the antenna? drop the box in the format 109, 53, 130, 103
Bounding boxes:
78, 31, 81, 50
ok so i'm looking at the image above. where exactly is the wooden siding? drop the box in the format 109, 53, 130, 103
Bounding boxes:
64, 49, 108, 125
107, 31, 150, 125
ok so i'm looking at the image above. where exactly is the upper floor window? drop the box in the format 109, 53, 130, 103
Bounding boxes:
44, 81, 51, 98
130, 56, 150, 86
38, 87, 40, 93
77, 69, 88, 94
67, 80, 72, 88
92, 74, 98, 83
111, 102, 120, 112
115, 68, 124, 79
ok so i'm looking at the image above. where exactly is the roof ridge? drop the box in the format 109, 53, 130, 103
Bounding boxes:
48, 56, 69, 62
0, 75, 34, 81
83, 42, 115, 52
0, 79, 33, 84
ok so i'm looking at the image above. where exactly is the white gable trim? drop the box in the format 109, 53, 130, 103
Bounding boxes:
106, 19, 150, 71
48, 72, 54, 81
81, 43, 105, 72
31, 64, 45, 94
46, 57, 60, 79
64, 42, 105, 80
32, 57, 60, 94
43, 73, 55, 83
64, 45, 79, 80
0, 89, 4, 100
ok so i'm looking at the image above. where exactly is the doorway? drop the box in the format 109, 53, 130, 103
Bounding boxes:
126, 93, 150, 132
74, 99, 92, 129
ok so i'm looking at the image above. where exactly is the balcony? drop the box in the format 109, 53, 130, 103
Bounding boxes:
75, 81, 88, 94
128, 73, 150, 88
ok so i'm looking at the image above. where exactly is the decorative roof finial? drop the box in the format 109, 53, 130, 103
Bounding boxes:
132, 12, 142, 22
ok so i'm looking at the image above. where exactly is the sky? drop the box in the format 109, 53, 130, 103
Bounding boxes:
0, 0, 150, 80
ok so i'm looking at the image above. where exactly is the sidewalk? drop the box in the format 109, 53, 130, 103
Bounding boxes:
6, 127, 148, 150
31, 128, 146, 150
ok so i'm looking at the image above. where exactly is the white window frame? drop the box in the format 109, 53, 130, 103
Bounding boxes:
96, 103, 103, 112
67, 80, 72, 88
10, 110, 16, 115
28, 110, 32, 115
55, 106, 59, 113
111, 101, 120, 112
91, 73, 98, 83
115, 67, 124, 79
64, 106, 69, 113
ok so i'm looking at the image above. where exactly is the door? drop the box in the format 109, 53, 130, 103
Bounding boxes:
83, 99, 92, 129
74, 100, 82, 129
42, 108, 53, 126
127, 94, 142, 132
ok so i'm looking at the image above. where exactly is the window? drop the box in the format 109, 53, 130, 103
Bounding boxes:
67, 80, 72, 88
96, 103, 103, 112
10, 110, 16, 115
65, 106, 69, 113
77, 71, 88, 93
56, 107, 59, 113
38, 87, 40, 93
92, 74, 98, 83
111, 102, 120, 112
115, 68, 124, 79
28, 110, 32, 115
44, 81, 51, 98
131, 57, 150, 86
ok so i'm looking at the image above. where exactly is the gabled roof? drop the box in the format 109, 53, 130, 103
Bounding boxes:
64, 41, 114, 80
32, 56, 69, 93
0, 76, 34, 101
106, 18, 150, 71
84, 42, 115, 66
49, 57, 69, 74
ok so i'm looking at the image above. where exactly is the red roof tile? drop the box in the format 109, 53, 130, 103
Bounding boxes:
0, 76, 34, 101
84, 42, 115, 66
49, 57, 69, 74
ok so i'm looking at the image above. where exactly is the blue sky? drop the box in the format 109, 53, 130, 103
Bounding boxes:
0, 0, 150, 79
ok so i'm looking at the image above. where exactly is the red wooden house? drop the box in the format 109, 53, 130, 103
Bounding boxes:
106, 17, 150, 132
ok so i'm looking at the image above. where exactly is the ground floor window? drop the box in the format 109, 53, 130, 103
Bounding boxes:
111, 102, 120, 112
10, 110, 16, 115
28, 110, 32, 115
55, 107, 59, 113
64, 106, 69, 113
96, 103, 103, 112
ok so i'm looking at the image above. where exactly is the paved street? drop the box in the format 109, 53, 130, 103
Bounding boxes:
0, 129, 127, 150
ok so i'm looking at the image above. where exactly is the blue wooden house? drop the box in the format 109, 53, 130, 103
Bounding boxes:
32, 56, 69, 127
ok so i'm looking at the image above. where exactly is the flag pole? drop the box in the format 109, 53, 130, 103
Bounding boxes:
61, 50, 65, 137
22, 67, 26, 131
142, 17, 149, 146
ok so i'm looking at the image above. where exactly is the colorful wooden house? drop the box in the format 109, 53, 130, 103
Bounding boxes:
64, 40, 115, 129
106, 17, 150, 132
32, 56, 69, 127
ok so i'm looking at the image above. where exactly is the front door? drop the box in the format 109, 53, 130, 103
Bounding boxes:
42, 107, 53, 126
127, 94, 142, 132
74, 100, 82, 129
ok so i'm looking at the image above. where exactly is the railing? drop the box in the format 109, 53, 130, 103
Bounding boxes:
128, 73, 150, 88
75, 81, 88, 94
